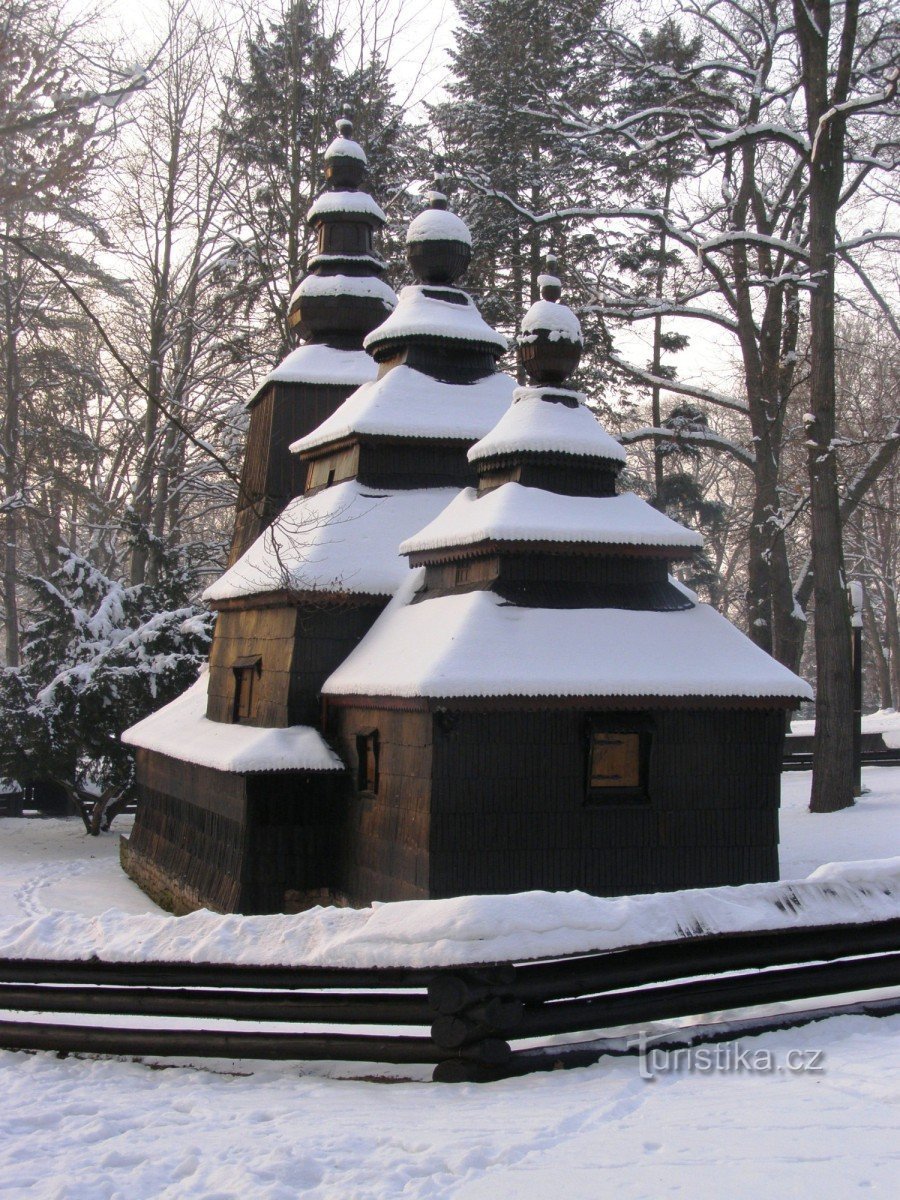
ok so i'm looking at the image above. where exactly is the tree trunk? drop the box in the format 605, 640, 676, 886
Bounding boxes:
795, 0, 856, 812
1, 252, 21, 666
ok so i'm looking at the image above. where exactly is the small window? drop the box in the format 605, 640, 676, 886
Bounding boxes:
586, 718, 652, 804
232, 656, 261, 723
356, 729, 379, 794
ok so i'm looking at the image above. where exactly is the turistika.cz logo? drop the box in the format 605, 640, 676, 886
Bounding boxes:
630, 1033, 827, 1080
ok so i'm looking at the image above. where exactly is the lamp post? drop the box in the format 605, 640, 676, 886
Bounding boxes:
848, 581, 864, 797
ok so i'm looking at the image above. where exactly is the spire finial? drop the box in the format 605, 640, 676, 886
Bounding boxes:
336, 104, 354, 138
425, 156, 449, 210
538, 253, 562, 302
518, 252, 583, 385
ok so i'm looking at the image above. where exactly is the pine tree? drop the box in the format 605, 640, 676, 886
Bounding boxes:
222, 2, 426, 357
0, 537, 212, 832
433, 0, 612, 351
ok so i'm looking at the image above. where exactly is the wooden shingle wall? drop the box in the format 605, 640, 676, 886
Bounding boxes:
207, 607, 298, 727
328, 705, 433, 903
229, 379, 357, 563
124, 749, 348, 914
427, 708, 784, 898
290, 604, 384, 724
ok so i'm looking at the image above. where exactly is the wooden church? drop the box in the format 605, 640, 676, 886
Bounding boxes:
122, 116, 811, 915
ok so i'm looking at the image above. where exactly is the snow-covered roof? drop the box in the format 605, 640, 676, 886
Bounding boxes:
364, 286, 508, 354
324, 135, 367, 163
400, 484, 703, 556
203, 481, 459, 603
289, 273, 397, 308
307, 191, 386, 223
290, 366, 516, 454
469, 387, 627, 463
260, 344, 377, 390
122, 672, 343, 773
323, 576, 813, 701
520, 298, 583, 343
406, 208, 473, 246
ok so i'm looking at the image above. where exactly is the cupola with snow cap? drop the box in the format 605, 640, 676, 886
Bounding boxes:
288, 109, 397, 346
468, 263, 626, 500
228, 109, 397, 565
363, 185, 506, 380
405, 171, 473, 285
518, 255, 584, 383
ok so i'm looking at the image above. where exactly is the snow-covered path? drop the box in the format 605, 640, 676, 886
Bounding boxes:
1, 1013, 897, 1199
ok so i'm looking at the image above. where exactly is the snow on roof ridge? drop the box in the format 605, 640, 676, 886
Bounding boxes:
122, 672, 344, 774
400, 485, 702, 556
261, 344, 376, 390
203, 481, 460, 603
322, 587, 813, 703
290, 365, 516, 454
468, 387, 627, 463
307, 191, 386, 224
289, 273, 397, 308
364, 285, 508, 352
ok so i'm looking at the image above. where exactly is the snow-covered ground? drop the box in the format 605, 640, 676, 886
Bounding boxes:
0, 769, 898, 1199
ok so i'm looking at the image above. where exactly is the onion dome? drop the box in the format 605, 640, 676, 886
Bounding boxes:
287, 108, 397, 348
518, 254, 584, 385
364, 185, 505, 372
323, 104, 368, 189
406, 178, 472, 285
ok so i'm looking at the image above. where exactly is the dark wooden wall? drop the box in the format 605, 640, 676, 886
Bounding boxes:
328, 705, 434, 903
230, 379, 358, 563
208, 607, 298, 727
207, 602, 385, 728
427, 708, 784, 897
125, 748, 347, 914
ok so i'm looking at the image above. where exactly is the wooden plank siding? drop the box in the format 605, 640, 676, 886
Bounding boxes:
229, 379, 358, 564
325, 706, 785, 904
328, 706, 434, 903
124, 749, 348, 915
207, 602, 385, 728
427, 709, 784, 897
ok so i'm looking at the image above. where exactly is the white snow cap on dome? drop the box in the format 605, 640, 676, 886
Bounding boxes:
406, 208, 473, 247
469, 386, 627, 463
307, 191, 386, 223
324, 135, 367, 163
364, 285, 508, 352
400, 484, 703, 556
289, 273, 397, 309
519, 298, 583, 344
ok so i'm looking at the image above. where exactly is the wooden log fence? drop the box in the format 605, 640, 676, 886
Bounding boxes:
0, 918, 898, 1083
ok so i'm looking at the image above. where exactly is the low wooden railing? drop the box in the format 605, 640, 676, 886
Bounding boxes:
1, 917, 898, 1082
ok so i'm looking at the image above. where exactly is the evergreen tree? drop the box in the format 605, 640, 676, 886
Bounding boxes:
433, 0, 612, 356
0, 535, 212, 832
222, 2, 427, 357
